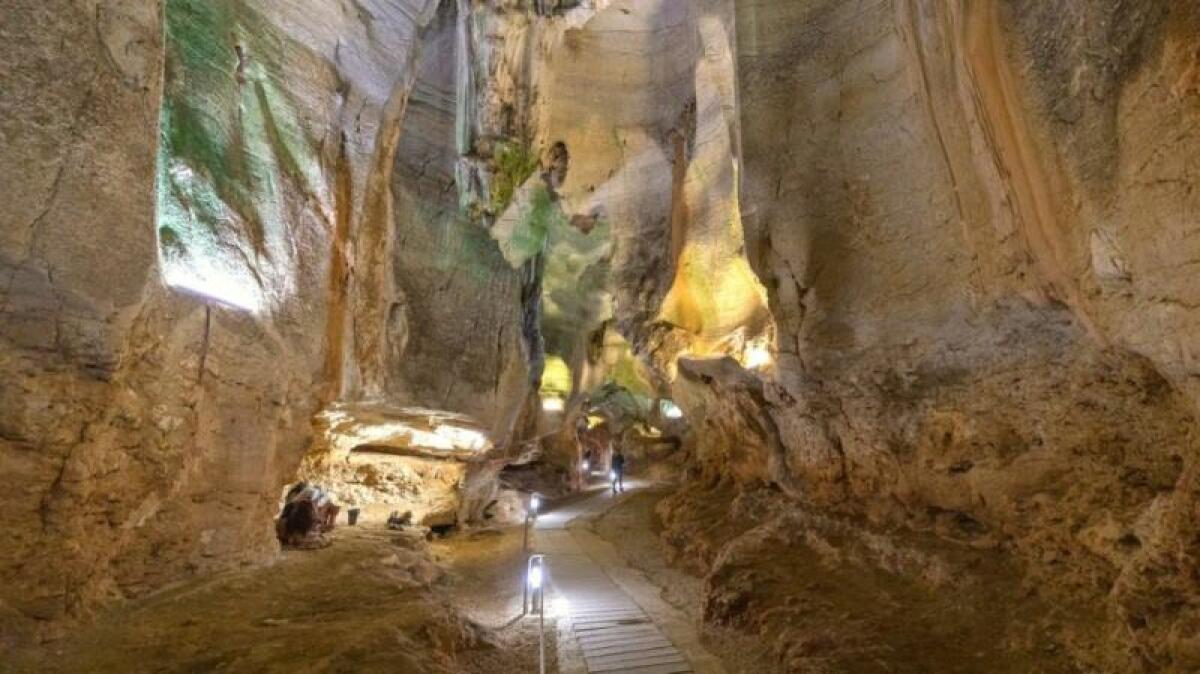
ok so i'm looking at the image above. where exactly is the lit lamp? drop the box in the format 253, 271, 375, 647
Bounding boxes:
744, 343, 773, 369
523, 553, 548, 674
528, 562, 543, 592
523, 493, 541, 550
522, 554, 547, 616
582, 459, 590, 473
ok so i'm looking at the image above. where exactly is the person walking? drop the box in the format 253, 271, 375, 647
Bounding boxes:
610, 448, 626, 493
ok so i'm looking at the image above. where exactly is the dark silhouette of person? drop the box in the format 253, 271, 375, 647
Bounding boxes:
611, 449, 626, 493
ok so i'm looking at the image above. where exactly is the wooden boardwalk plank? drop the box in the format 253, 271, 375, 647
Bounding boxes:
585, 647, 683, 666
589, 653, 690, 673
586, 641, 679, 657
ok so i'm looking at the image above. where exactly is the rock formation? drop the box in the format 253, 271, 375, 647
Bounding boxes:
0, 0, 523, 644
662, 1, 1200, 670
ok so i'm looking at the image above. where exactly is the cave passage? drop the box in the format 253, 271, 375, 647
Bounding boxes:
4, 0, 1200, 672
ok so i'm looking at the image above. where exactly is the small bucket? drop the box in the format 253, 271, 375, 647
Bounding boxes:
348, 508, 361, 526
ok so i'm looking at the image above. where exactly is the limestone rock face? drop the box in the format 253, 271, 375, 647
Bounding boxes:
301, 403, 494, 527
536, 0, 773, 379
654, 0, 1200, 670
385, 1, 535, 437
0, 0, 536, 645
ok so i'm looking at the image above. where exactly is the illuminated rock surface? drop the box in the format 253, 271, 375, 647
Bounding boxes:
2, 0, 1200, 671
301, 403, 516, 528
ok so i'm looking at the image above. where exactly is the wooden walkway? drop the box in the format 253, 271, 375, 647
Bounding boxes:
534, 485, 693, 673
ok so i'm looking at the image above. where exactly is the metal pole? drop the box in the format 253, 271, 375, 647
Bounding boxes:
522, 553, 548, 674
523, 553, 545, 617
522, 553, 531, 616
534, 555, 546, 674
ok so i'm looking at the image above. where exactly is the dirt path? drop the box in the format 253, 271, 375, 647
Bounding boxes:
3, 484, 769, 674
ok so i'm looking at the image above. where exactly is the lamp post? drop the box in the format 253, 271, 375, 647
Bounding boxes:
523, 492, 540, 551
522, 554, 548, 674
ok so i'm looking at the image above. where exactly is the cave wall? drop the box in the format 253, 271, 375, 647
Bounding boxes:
2, 0, 179, 643
0, 0, 457, 646
659, 0, 1200, 669
530, 0, 773, 392
385, 1, 533, 435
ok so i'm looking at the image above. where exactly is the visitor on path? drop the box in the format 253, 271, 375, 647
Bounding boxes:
610, 449, 626, 493
276, 482, 340, 549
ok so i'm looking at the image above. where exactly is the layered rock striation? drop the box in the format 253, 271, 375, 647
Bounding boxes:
658, 1, 1200, 670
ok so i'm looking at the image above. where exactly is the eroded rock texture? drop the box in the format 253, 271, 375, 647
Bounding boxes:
0, 0, 538, 646
656, 0, 1200, 670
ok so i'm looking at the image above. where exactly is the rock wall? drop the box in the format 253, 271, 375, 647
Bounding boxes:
385, 0, 533, 435
0, 0, 531, 647
657, 0, 1200, 670
536, 0, 772, 381
2, 0, 167, 643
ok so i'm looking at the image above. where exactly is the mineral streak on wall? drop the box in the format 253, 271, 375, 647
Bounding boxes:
156, 1, 328, 312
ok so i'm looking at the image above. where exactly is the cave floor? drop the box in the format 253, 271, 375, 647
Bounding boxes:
533, 479, 725, 674
3, 482, 1079, 674
4, 522, 555, 673
602, 486, 1087, 674
588, 488, 778, 674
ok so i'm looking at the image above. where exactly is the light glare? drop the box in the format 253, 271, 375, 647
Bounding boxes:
744, 343, 772, 369
432, 424, 490, 451
163, 264, 261, 312
550, 597, 570, 617
336, 420, 489, 453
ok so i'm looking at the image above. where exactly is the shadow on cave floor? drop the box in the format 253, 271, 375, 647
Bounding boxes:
3, 524, 555, 674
